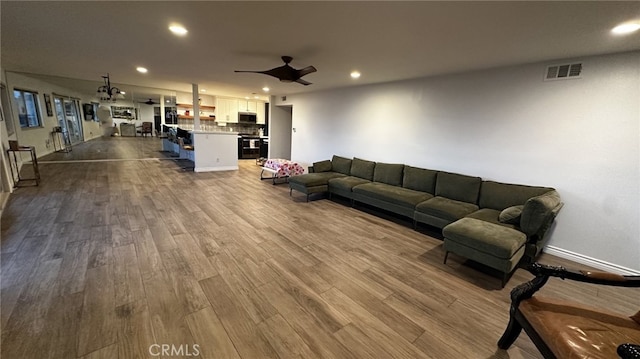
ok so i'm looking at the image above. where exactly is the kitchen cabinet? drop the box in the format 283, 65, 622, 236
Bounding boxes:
216, 98, 238, 123
256, 102, 265, 125
217, 97, 266, 124
238, 99, 257, 113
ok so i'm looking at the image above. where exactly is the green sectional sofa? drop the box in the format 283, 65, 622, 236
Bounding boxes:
288, 155, 563, 286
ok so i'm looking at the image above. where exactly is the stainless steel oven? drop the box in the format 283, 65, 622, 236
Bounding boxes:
238, 135, 261, 159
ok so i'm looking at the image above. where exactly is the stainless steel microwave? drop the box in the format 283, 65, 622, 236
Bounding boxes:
238, 112, 257, 123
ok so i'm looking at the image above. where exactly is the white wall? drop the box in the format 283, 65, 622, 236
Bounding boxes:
280, 51, 640, 273
5, 72, 103, 157
269, 100, 292, 160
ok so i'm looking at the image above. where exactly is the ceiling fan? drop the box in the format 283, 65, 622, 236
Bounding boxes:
139, 98, 158, 105
235, 56, 317, 85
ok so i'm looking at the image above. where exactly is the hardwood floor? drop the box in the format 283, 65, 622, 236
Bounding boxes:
1, 137, 637, 358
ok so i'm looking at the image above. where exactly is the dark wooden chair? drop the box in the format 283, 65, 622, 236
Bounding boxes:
136, 121, 153, 137
498, 263, 640, 358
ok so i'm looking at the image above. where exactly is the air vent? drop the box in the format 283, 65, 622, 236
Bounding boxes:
545, 63, 582, 81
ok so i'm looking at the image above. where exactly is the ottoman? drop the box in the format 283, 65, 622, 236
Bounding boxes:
443, 217, 527, 287
288, 172, 345, 201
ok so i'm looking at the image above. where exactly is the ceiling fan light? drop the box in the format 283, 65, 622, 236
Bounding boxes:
612, 22, 640, 34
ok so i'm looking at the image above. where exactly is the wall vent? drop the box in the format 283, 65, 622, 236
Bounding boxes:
544, 63, 582, 81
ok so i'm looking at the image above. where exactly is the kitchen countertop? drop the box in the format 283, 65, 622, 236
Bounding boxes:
190, 131, 239, 136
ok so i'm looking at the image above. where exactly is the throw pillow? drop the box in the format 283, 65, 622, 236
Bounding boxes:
499, 205, 524, 224
313, 160, 332, 173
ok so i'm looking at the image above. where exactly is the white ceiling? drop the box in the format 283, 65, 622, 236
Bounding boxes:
2, 1, 639, 102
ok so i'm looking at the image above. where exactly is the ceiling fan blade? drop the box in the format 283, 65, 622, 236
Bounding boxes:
297, 66, 317, 78
236, 66, 297, 81
235, 57, 316, 85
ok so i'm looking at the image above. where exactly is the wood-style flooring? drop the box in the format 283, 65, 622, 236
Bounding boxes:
2, 137, 637, 358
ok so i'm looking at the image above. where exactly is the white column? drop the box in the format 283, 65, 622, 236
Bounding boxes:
192, 84, 200, 131
159, 94, 165, 126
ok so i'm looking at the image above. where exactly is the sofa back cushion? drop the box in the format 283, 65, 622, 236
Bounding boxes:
331, 155, 352, 175
520, 190, 562, 237
479, 181, 554, 210
435, 171, 482, 204
350, 158, 376, 180
313, 160, 332, 173
373, 163, 404, 186
402, 165, 438, 194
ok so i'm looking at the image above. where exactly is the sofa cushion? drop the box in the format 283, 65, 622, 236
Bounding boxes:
331, 155, 352, 175
415, 196, 479, 222
329, 176, 371, 192
313, 160, 332, 173
479, 181, 553, 210
443, 217, 527, 260
353, 182, 433, 208
499, 205, 524, 224
435, 172, 482, 204
520, 190, 562, 237
373, 163, 404, 186
350, 158, 375, 181
402, 165, 438, 194
289, 172, 346, 187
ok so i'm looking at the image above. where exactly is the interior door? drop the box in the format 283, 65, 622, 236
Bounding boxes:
54, 96, 84, 145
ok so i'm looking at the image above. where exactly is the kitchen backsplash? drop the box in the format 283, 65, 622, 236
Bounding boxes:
175, 119, 265, 135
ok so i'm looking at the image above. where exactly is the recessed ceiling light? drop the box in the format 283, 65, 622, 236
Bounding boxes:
169, 24, 188, 36
262, 87, 270, 92
350, 71, 361, 79
612, 22, 640, 35
136, 67, 148, 73
245, 96, 250, 99
200, 89, 206, 92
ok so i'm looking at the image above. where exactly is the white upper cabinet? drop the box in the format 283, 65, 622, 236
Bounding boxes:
217, 97, 266, 123
238, 99, 258, 113
216, 97, 238, 123
256, 101, 265, 124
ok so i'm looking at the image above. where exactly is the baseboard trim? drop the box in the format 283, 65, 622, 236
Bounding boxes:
544, 245, 640, 275
194, 166, 239, 172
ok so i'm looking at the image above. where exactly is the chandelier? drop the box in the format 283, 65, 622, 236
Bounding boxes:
96, 73, 125, 102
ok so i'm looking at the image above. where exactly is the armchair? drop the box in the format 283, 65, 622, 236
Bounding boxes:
136, 121, 153, 137
498, 263, 640, 358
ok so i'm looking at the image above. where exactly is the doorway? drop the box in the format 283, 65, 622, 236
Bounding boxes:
269, 105, 292, 159
53, 96, 84, 145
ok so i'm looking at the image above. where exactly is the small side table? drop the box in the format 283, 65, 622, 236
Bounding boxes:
51, 127, 72, 153
7, 145, 40, 187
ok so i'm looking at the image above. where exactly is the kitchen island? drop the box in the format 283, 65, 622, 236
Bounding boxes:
191, 131, 238, 172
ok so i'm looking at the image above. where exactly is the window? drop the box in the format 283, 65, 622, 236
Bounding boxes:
13, 89, 42, 128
